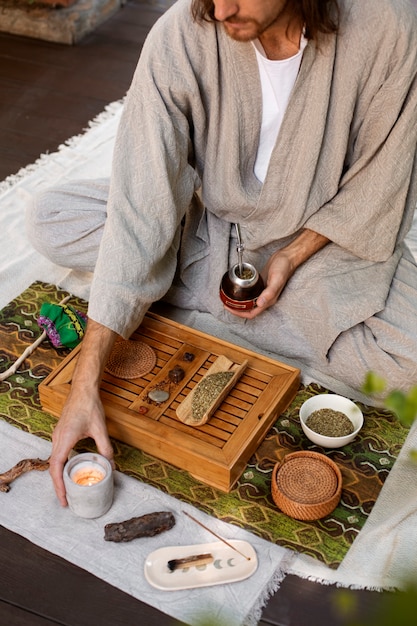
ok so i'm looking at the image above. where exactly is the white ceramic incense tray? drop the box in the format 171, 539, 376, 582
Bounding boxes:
144, 540, 257, 590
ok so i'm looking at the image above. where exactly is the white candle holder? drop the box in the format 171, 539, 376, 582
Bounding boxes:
63, 452, 114, 519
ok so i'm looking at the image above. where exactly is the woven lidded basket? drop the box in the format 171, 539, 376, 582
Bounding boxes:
271, 450, 342, 521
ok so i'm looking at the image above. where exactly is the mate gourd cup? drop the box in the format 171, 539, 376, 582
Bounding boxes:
220, 262, 264, 311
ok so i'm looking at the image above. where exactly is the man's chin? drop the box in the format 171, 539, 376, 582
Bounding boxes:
222, 22, 258, 42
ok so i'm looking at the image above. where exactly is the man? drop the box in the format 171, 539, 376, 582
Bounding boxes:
26, 0, 417, 505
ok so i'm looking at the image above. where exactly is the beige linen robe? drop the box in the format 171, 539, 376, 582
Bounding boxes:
88, 0, 417, 370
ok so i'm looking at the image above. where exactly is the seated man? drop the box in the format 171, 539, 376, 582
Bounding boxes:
26, 0, 417, 505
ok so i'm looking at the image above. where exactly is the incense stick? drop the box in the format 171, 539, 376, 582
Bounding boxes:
183, 511, 251, 560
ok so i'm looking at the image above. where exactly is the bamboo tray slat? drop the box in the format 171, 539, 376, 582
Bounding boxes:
39, 312, 300, 491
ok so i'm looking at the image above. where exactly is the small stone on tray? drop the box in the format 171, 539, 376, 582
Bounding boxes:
168, 365, 185, 383
148, 389, 170, 403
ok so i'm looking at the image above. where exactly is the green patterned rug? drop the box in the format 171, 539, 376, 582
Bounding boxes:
0, 282, 409, 568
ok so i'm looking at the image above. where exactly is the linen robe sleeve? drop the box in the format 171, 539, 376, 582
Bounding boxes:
304, 4, 417, 262
87, 8, 202, 338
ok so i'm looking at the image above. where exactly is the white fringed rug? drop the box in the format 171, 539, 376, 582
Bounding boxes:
1, 100, 417, 619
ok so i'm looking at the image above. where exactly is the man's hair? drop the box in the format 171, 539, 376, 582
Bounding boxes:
190, 0, 340, 40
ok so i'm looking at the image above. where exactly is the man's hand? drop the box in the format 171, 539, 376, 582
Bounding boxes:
226, 229, 329, 320
49, 389, 113, 506
49, 320, 117, 506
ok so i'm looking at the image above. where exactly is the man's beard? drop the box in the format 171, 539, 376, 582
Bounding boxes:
221, 3, 290, 43
222, 18, 268, 42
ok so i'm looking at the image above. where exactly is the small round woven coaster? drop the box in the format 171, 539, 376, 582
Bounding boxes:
105, 339, 156, 380
271, 451, 342, 521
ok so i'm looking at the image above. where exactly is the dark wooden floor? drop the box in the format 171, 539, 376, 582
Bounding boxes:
0, 524, 384, 626
0, 2, 389, 624
0, 0, 163, 181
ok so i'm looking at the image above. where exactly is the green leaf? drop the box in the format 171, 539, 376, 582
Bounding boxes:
408, 449, 417, 463
361, 371, 387, 395
385, 389, 417, 427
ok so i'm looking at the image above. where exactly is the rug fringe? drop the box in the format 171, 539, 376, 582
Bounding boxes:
0, 98, 124, 196
243, 554, 294, 626
287, 569, 398, 593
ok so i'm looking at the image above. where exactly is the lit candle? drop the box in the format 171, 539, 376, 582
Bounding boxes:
63, 453, 113, 519
70, 462, 105, 486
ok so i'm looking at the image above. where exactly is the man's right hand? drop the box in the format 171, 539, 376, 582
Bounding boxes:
49, 388, 113, 506
48, 319, 117, 506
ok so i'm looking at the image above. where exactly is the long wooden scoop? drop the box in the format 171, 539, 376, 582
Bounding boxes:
176, 355, 247, 426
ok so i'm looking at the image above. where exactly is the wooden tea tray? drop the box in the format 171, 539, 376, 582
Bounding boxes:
39, 312, 300, 492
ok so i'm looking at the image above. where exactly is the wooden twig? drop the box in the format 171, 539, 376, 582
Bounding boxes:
0, 294, 71, 382
0, 457, 50, 492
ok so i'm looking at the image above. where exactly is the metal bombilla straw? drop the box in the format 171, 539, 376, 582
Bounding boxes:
235, 223, 244, 278
219, 223, 264, 310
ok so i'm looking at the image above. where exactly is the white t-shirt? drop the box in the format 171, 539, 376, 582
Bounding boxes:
253, 36, 307, 182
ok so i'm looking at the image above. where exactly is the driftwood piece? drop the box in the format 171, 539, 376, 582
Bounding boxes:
104, 511, 175, 543
0, 457, 50, 492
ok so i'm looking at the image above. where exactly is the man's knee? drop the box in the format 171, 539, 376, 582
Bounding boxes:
25, 180, 108, 271
25, 188, 61, 263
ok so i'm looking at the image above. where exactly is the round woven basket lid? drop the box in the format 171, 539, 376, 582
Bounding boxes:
271, 451, 342, 521
276, 454, 339, 505
105, 339, 156, 379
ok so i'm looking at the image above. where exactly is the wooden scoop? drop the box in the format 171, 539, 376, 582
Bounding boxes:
176, 355, 247, 426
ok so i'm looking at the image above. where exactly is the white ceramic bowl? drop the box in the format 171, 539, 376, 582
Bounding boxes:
299, 394, 364, 449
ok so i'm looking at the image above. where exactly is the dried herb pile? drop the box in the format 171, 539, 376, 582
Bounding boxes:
192, 371, 234, 422
306, 408, 354, 437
